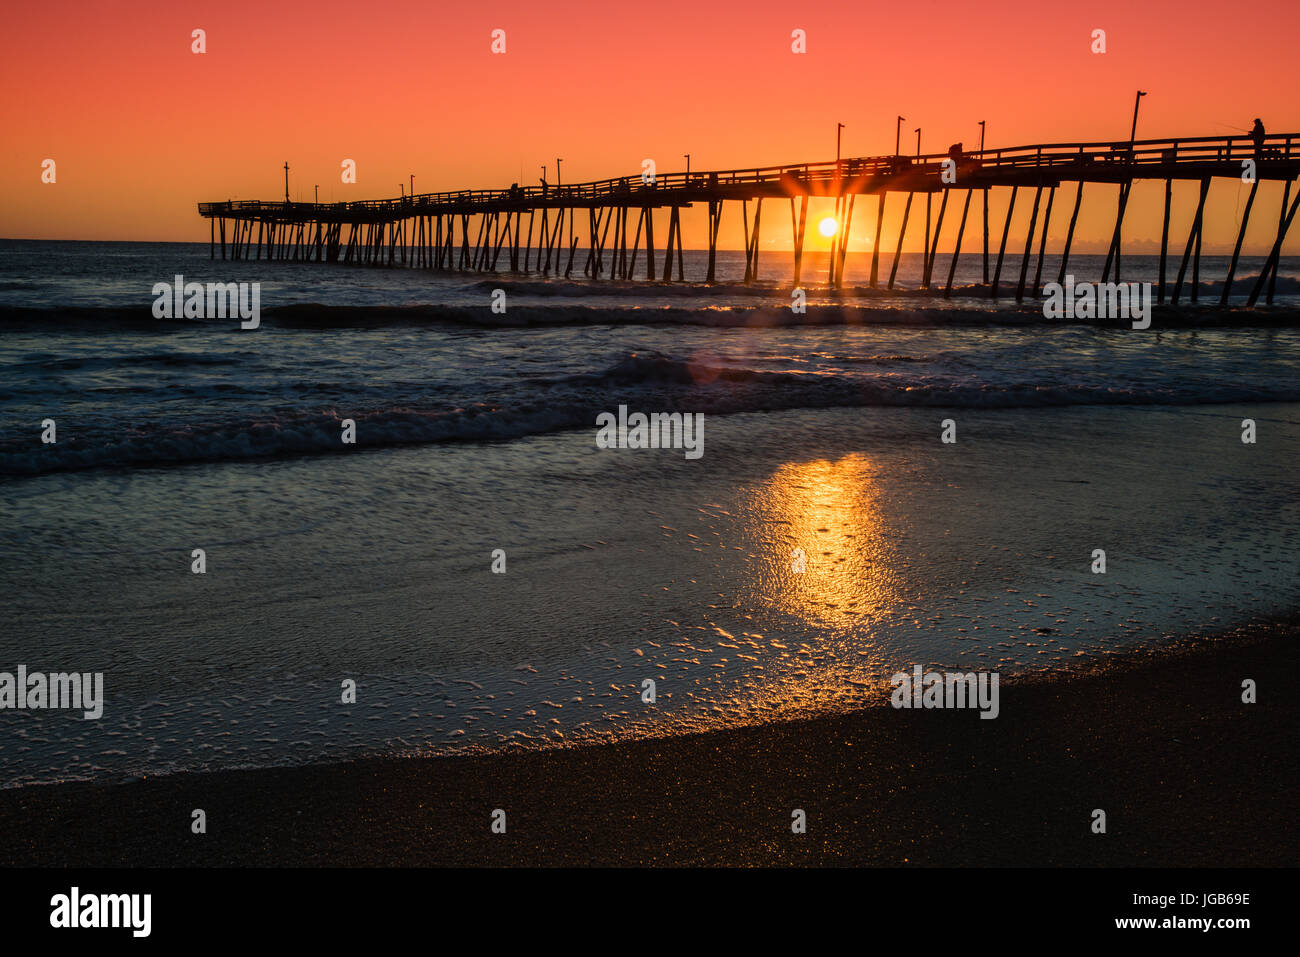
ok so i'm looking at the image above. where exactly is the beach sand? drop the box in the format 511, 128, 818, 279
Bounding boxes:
1, 621, 1292, 867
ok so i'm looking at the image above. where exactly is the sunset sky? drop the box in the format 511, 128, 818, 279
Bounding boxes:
3, 0, 1297, 252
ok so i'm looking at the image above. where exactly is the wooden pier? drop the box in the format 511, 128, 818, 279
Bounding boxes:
199, 133, 1300, 305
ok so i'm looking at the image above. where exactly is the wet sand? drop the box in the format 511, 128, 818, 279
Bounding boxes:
0, 622, 1293, 867
7, 401, 1299, 787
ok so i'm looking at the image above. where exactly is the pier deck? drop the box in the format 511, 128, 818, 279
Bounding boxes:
198, 134, 1300, 305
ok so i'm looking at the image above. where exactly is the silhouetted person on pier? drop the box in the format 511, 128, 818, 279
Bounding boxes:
948, 142, 963, 162
539, 176, 548, 196
1252, 118, 1266, 154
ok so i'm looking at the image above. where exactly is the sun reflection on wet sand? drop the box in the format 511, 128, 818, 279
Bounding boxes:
755, 454, 900, 626
731, 453, 905, 710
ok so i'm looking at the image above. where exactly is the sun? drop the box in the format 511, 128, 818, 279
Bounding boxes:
818, 216, 839, 238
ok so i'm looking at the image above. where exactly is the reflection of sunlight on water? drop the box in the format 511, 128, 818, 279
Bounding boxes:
729, 453, 904, 712
756, 453, 900, 629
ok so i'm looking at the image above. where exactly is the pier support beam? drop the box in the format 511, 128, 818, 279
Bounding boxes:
923, 190, 949, 290
792, 196, 808, 288
1158, 179, 1172, 303
889, 192, 914, 289
1057, 181, 1083, 284
523, 211, 535, 271
1102, 181, 1132, 282
871, 193, 885, 287
1220, 179, 1260, 304
1247, 180, 1300, 307
1267, 179, 1292, 303
1015, 186, 1043, 302
836, 194, 855, 288
991, 186, 1018, 298
599, 207, 615, 278
645, 207, 656, 280
742, 201, 753, 283
662, 206, 684, 281
1030, 186, 1056, 299
1172, 177, 1211, 305
944, 189, 973, 299
982, 187, 989, 283
627, 208, 643, 279
566, 223, 579, 279
923, 192, 932, 288
553, 209, 566, 275
706, 201, 722, 282
749, 199, 763, 283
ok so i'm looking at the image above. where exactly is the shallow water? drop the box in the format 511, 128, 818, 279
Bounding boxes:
2, 401, 1297, 787
1, 241, 1297, 786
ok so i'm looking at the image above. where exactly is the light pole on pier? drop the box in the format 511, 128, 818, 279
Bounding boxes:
896, 116, 905, 157
978, 121, 988, 283
283, 162, 290, 204
1130, 90, 1147, 149
314, 184, 319, 204
917, 128, 928, 276
556, 158, 562, 186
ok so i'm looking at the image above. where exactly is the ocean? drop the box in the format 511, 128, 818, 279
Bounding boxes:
1, 239, 1298, 788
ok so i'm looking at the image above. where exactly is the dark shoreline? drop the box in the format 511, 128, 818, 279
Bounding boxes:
1, 624, 1294, 867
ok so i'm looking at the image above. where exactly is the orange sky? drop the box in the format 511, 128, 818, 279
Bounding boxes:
3, 0, 1298, 253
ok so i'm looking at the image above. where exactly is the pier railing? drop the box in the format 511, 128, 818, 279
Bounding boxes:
199, 134, 1297, 219
198, 132, 1299, 306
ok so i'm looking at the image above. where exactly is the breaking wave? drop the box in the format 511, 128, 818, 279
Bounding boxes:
5, 351, 1298, 477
